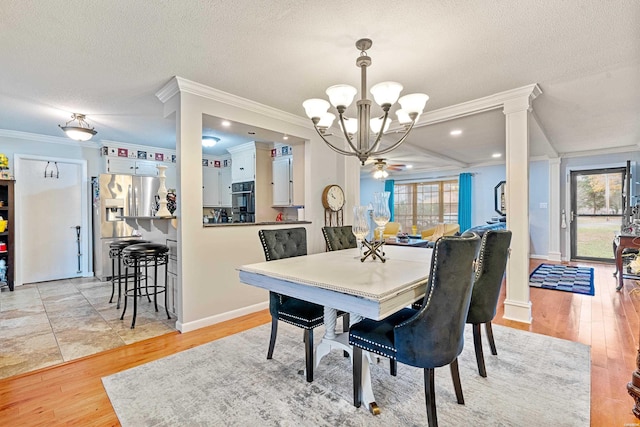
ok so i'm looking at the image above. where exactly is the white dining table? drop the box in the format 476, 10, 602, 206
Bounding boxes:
238, 245, 433, 414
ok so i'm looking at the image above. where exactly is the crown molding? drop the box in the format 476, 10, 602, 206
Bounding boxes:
156, 76, 312, 129
559, 144, 640, 159
0, 129, 99, 149
389, 84, 543, 132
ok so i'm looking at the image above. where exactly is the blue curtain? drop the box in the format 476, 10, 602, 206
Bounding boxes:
458, 173, 472, 232
384, 179, 395, 221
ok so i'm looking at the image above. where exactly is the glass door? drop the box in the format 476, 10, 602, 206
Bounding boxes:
570, 167, 625, 262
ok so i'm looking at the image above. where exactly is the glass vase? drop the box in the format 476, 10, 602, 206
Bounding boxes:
372, 191, 391, 243
352, 206, 370, 258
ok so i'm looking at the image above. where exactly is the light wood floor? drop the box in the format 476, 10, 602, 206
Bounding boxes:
0, 260, 638, 426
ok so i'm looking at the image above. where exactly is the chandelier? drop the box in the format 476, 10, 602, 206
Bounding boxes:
58, 113, 97, 141
303, 39, 428, 165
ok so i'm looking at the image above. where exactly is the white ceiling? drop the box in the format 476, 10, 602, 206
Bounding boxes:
1, 1, 638, 175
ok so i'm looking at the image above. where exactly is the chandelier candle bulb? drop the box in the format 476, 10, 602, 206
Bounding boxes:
303, 38, 429, 165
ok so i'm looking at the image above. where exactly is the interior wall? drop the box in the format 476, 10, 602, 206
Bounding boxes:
0, 132, 102, 177
167, 87, 359, 331
529, 160, 550, 257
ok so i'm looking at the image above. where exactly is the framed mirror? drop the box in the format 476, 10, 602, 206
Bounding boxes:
494, 180, 506, 216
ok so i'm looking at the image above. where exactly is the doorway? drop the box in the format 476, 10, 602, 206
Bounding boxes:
15, 155, 90, 285
570, 167, 625, 262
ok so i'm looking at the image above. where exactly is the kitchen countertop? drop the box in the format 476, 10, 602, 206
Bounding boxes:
203, 221, 311, 227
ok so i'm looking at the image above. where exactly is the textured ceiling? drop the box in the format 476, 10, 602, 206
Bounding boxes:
0, 0, 638, 174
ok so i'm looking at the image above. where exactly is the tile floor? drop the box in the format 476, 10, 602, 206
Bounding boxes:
0, 277, 176, 379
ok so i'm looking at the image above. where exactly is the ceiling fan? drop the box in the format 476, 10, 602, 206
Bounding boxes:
370, 158, 407, 179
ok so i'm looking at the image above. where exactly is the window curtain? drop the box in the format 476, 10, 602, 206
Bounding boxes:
458, 173, 472, 232
384, 179, 395, 222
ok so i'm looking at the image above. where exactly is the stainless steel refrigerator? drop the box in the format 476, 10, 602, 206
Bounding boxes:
92, 174, 159, 280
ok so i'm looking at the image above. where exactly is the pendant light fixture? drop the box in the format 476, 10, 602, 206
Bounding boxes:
303, 38, 429, 165
58, 113, 97, 141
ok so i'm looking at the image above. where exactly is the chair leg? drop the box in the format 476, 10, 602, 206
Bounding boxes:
450, 358, 464, 404
267, 317, 278, 359
304, 328, 314, 382
424, 368, 437, 427
109, 256, 116, 303
485, 322, 497, 355
473, 323, 487, 377
120, 266, 129, 320
390, 359, 397, 376
353, 346, 363, 408
343, 313, 350, 358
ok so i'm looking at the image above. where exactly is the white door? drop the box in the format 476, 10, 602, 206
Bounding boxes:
17, 157, 87, 284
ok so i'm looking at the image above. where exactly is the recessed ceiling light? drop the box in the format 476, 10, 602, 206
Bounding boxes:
450, 129, 462, 136
283, 134, 289, 140
405, 164, 413, 169
492, 153, 502, 158
221, 120, 231, 127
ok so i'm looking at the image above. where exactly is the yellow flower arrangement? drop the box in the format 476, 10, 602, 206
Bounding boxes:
0, 154, 8, 170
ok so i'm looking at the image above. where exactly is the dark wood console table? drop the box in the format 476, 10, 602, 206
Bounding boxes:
628, 345, 640, 419
614, 234, 640, 291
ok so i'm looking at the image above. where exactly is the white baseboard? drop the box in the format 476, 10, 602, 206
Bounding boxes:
503, 298, 532, 324
177, 301, 269, 333
530, 254, 548, 260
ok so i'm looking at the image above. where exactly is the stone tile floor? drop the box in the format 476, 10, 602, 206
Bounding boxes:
0, 277, 176, 379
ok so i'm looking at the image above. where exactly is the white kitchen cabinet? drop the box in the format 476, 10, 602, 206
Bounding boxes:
202, 166, 220, 207
219, 167, 232, 207
230, 150, 255, 183
106, 158, 159, 176
272, 157, 292, 206
203, 166, 232, 207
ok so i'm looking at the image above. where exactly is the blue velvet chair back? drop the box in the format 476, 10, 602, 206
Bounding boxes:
394, 233, 481, 368
322, 226, 357, 251
259, 228, 307, 261
466, 230, 512, 325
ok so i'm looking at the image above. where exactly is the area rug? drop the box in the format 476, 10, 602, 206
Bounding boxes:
102, 322, 590, 426
529, 263, 595, 296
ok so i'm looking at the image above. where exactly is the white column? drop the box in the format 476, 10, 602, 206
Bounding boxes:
548, 157, 562, 262
502, 97, 533, 323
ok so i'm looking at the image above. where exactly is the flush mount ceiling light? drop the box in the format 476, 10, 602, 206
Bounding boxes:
492, 153, 502, 158
202, 136, 220, 147
303, 38, 429, 165
58, 113, 97, 141
450, 129, 463, 136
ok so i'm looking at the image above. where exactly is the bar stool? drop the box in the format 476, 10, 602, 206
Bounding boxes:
109, 239, 149, 308
120, 243, 171, 329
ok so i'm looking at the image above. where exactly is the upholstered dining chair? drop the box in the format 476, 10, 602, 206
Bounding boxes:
349, 233, 481, 426
322, 225, 357, 251
466, 229, 512, 377
258, 227, 325, 382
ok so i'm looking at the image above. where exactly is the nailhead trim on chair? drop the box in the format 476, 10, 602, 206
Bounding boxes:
259, 233, 273, 261
279, 317, 323, 328
279, 312, 323, 323
349, 336, 397, 359
396, 237, 442, 328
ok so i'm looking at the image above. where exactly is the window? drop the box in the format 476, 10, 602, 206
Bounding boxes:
394, 180, 459, 233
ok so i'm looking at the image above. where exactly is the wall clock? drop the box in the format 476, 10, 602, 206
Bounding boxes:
322, 184, 344, 227
322, 184, 345, 212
